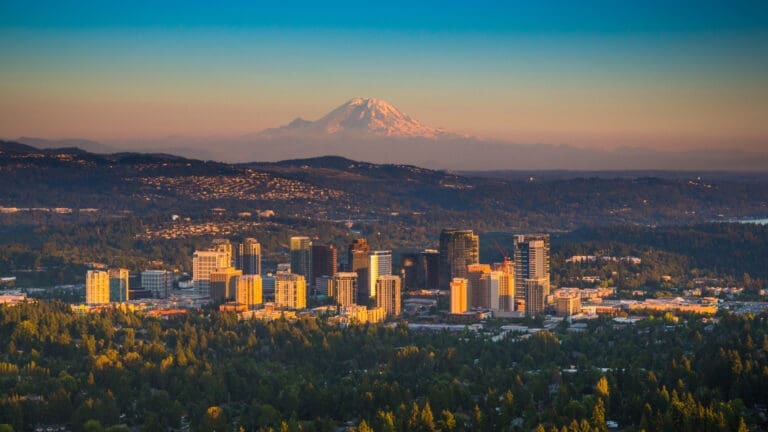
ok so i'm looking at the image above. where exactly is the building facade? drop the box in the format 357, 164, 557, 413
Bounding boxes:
238, 238, 262, 275
86, 270, 110, 305
290, 236, 313, 285
141, 270, 173, 299
332, 272, 358, 307
514, 234, 551, 298
192, 250, 230, 296
438, 229, 480, 289
274, 273, 307, 310
525, 277, 548, 317
368, 250, 392, 300
108, 268, 130, 302
450, 277, 468, 314
235, 274, 263, 308
376, 275, 402, 317
210, 267, 242, 303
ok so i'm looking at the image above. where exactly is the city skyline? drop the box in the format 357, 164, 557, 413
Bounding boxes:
1, 1, 767, 159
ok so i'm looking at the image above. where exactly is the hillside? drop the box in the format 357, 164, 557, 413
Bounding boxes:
1, 141, 767, 230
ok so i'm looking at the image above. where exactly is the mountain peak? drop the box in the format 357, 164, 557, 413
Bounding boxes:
261, 97, 456, 139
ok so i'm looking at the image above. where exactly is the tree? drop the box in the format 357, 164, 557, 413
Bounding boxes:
596, 376, 610, 399
201, 406, 226, 432
439, 410, 456, 431
356, 420, 374, 432
592, 399, 607, 432
420, 401, 436, 432
82, 420, 104, 432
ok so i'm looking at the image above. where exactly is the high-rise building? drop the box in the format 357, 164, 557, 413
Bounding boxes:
108, 268, 130, 302
274, 273, 307, 310
481, 271, 507, 311
210, 267, 242, 303
400, 250, 438, 291
211, 238, 234, 267
438, 229, 480, 289
466, 264, 491, 308
514, 234, 551, 298
348, 238, 370, 298
450, 278, 469, 314
315, 276, 334, 298
332, 272, 358, 307
376, 275, 401, 317
525, 278, 547, 317
235, 275, 262, 308
368, 251, 392, 300
555, 288, 581, 317
237, 238, 262, 275
85, 270, 110, 305
311, 244, 337, 282
141, 270, 172, 299
420, 249, 440, 290
493, 259, 516, 311
262, 275, 275, 302
192, 250, 230, 296
400, 252, 419, 291
290, 236, 312, 288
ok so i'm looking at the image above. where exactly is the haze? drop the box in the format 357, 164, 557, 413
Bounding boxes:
1, 1, 767, 156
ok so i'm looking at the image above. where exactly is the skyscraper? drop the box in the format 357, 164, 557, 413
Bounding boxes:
311, 244, 337, 281
85, 270, 110, 305
290, 236, 312, 287
514, 234, 551, 298
450, 278, 468, 314
493, 259, 515, 311
210, 267, 242, 303
525, 278, 547, 317
238, 238, 262, 275
141, 270, 172, 299
466, 264, 491, 309
376, 275, 402, 317
368, 251, 392, 301
438, 229, 480, 289
481, 271, 507, 311
192, 250, 230, 296
420, 249, 440, 290
108, 268, 130, 302
211, 238, 234, 267
235, 275, 262, 308
400, 252, 419, 291
348, 238, 370, 298
274, 273, 307, 310
332, 272, 358, 307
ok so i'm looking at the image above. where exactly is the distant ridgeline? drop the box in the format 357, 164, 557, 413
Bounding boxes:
1, 140, 767, 230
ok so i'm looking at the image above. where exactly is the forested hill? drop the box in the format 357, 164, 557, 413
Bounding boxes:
1, 141, 767, 230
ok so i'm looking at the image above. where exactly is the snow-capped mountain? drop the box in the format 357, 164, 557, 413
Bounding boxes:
259, 97, 458, 139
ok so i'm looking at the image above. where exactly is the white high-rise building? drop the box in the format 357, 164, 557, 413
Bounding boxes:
192, 250, 230, 296
274, 273, 307, 310
368, 250, 392, 299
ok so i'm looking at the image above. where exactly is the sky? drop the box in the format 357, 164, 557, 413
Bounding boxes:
1, 1, 767, 152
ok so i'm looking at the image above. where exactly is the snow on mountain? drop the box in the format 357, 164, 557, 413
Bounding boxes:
258, 97, 458, 139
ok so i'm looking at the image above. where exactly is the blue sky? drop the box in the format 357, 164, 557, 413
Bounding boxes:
1, 1, 767, 150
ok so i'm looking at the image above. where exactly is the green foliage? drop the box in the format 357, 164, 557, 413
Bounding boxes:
0, 301, 767, 430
